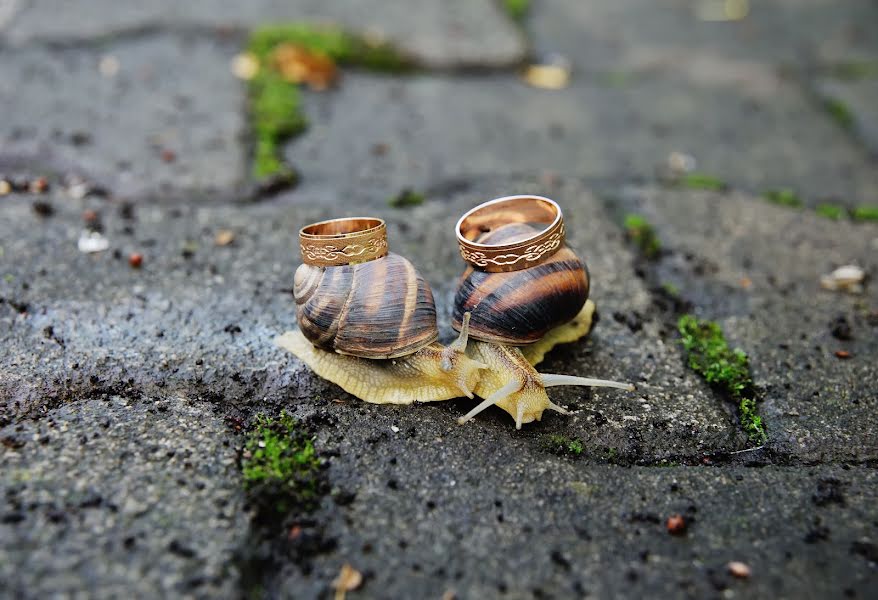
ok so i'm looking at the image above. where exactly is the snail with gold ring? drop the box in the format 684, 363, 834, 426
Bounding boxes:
274, 204, 634, 429
451, 195, 634, 429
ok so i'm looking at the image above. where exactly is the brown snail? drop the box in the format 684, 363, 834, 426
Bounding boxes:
275, 217, 485, 404
451, 195, 634, 428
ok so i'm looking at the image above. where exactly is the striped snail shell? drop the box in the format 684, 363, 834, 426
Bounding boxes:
451, 223, 589, 345
294, 253, 439, 359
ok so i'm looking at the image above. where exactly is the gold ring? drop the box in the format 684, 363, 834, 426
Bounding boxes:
300, 217, 388, 267
455, 195, 565, 272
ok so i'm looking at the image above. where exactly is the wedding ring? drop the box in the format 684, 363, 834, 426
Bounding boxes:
300, 217, 388, 267
456, 195, 565, 272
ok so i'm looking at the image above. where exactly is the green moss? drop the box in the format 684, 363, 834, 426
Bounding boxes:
662, 282, 680, 298
599, 70, 632, 87
852, 204, 878, 222
815, 203, 847, 220
764, 188, 803, 208
542, 434, 584, 457
825, 61, 878, 81
823, 98, 855, 130
242, 411, 324, 516
501, 0, 530, 22
678, 315, 766, 443
738, 397, 766, 443
680, 172, 727, 191
388, 188, 425, 208
623, 213, 662, 259
246, 24, 413, 181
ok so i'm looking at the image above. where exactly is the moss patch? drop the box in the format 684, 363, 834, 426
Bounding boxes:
678, 315, 766, 443
501, 0, 530, 22
623, 213, 662, 259
542, 434, 584, 457
825, 61, 878, 81
246, 24, 413, 182
764, 188, 803, 208
823, 98, 855, 130
679, 172, 727, 191
241, 411, 325, 518
815, 203, 846, 220
852, 204, 878, 222
388, 188, 425, 208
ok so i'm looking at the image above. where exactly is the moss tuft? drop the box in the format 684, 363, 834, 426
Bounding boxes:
623, 213, 662, 259
823, 98, 855, 130
241, 411, 324, 517
542, 434, 584, 457
815, 203, 846, 220
678, 315, 766, 443
501, 0, 531, 22
826, 61, 878, 81
763, 188, 802, 208
246, 24, 413, 181
680, 172, 727, 191
388, 188, 425, 208
852, 204, 878, 222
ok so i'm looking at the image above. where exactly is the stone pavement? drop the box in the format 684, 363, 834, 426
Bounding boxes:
1, 1, 876, 598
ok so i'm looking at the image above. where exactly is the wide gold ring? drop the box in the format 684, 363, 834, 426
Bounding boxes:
455, 195, 565, 272
300, 217, 388, 267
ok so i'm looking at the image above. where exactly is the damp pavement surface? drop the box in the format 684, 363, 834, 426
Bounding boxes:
1, 1, 877, 598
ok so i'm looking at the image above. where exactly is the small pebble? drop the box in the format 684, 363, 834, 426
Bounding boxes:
230, 52, 259, 80
666, 514, 687, 535
834, 350, 852, 359
128, 253, 143, 268
0, 180, 11, 195
820, 265, 865, 294
727, 561, 751, 578
99, 55, 120, 77
78, 231, 109, 253
29, 177, 49, 194
214, 229, 236, 246
160, 149, 176, 163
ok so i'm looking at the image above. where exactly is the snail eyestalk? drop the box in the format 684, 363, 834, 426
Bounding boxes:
458, 379, 521, 426
541, 374, 635, 391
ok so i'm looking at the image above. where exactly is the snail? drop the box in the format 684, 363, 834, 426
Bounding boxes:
451, 219, 633, 429
275, 217, 485, 405
275, 202, 634, 429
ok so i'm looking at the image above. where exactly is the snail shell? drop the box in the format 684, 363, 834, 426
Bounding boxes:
452, 223, 589, 345
294, 253, 439, 359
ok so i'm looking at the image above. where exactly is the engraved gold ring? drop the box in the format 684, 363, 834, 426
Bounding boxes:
456, 195, 565, 272
300, 217, 388, 267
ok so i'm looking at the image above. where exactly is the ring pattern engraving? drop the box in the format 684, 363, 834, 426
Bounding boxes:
459, 224, 565, 269
301, 236, 388, 265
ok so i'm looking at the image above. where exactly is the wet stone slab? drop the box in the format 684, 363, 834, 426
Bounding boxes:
813, 77, 878, 159
0, 33, 247, 200
527, 0, 878, 72
1, 0, 524, 69
285, 71, 878, 210
0, 395, 248, 598
1, 175, 740, 460
614, 186, 878, 462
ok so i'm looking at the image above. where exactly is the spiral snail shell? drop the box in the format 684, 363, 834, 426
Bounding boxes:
452, 223, 589, 345
294, 252, 439, 359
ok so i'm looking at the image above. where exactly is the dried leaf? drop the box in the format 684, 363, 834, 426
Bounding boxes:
271, 43, 338, 91
332, 563, 362, 600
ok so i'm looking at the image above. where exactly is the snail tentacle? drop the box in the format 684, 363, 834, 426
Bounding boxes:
457, 379, 522, 426
541, 374, 635, 391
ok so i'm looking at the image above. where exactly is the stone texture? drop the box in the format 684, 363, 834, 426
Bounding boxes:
1, 0, 525, 69
0, 34, 247, 199
615, 185, 878, 461
0, 396, 248, 598
814, 77, 878, 159
286, 71, 878, 209
528, 0, 878, 72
